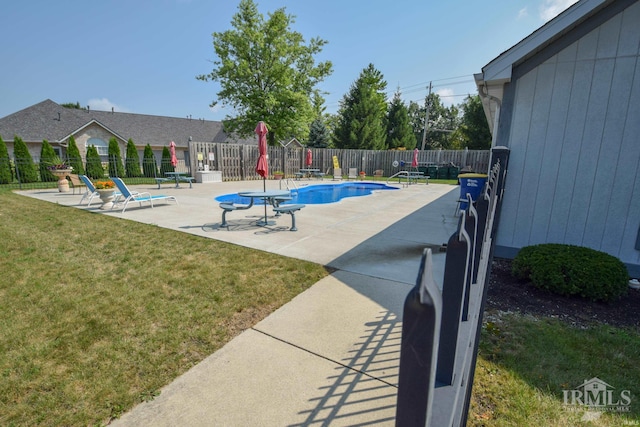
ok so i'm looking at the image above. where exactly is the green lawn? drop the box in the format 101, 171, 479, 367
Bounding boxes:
0, 190, 328, 425
2, 188, 638, 426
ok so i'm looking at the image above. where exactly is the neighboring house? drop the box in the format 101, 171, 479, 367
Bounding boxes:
0, 99, 254, 165
475, 0, 640, 276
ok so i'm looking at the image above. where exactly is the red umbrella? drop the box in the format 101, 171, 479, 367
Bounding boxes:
169, 141, 178, 168
255, 122, 269, 224
411, 148, 419, 168
305, 148, 312, 166
255, 122, 268, 181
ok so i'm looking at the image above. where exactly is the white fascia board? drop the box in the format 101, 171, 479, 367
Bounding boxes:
481, 0, 607, 83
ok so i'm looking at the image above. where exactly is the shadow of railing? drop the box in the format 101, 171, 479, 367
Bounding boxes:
290, 310, 401, 426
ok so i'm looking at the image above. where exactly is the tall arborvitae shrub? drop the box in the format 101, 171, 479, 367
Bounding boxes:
85, 145, 104, 179
160, 146, 174, 175
39, 140, 58, 182
142, 144, 157, 177
0, 136, 12, 184
67, 135, 84, 175
107, 137, 125, 178
125, 139, 142, 177
13, 136, 38, 183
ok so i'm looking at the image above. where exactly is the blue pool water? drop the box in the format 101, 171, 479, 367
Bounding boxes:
215, 182, 398, 205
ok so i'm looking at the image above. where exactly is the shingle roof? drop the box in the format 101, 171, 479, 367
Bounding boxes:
0, 99, 254, 147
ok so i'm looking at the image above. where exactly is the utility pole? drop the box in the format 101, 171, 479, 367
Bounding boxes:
420, 81, 432, 151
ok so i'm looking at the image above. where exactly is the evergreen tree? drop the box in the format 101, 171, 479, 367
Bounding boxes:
307, 119, 330, 148
67, 135, 84, 175
386, 90, 416, 149
39, 140, 58, 182
0, 136, 12, 184
333, 64, 387, 149
14, 136, 38, 183
125, 139, 142, 177
107, 137, 125, 177
85, 145, 104, 179
160, 146, 174, 175
142, 144, 158, 177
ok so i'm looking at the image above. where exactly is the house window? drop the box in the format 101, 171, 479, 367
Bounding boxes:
87, 138, 108, 156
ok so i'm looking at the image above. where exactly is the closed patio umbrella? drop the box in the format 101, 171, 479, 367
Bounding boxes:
169, 141, 178, 168
411, 148, 419, 168
255, 121, 269, 224
305, 148, 312, 167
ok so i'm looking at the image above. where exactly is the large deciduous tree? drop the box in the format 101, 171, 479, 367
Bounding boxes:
198, 0, 332, 145
333, 64, 387, 150
458, 95, 491, 149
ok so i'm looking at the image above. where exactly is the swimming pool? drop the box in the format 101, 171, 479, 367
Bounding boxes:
215, 182, 398, 205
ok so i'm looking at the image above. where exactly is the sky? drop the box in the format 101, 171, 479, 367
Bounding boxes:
1, 0, 578, 121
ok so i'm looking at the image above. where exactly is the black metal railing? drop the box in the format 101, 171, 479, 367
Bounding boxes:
395, 146, 510, 426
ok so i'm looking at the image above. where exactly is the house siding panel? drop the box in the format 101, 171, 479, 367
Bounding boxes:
496, 1, 640, 273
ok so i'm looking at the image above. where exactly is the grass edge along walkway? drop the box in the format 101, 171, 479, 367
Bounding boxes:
0, 190, 328, 426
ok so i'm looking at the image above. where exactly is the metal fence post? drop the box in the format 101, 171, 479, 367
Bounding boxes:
396, 249, 442, 427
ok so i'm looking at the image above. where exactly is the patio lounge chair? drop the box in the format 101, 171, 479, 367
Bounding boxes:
333, 167, 342, 180
111, 177, 178, 213
347, 168, 358, 180
78, 174, 120, 207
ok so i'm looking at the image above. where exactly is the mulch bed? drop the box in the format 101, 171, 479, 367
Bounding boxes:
486, 258, 640, 329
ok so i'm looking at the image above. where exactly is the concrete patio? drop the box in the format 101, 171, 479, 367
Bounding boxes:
20, 179, 460, 426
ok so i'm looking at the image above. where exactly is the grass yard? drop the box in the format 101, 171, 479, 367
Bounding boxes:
469, 312, 640, 426
0, 190, 329, 426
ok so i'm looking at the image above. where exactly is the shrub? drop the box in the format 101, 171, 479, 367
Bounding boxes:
14, 136, 39, 183
160, 146, 174, 175
142, 144, 157, 177
107, 137, 125, 178
39, 139, 59, 182
0, 136, 12, 184
85, 145, 104, 179
512, 243, 628, 303
125, 139, 142, 177
67, 136, 85, 175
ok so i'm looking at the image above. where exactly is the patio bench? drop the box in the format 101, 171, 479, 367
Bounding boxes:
177, 175, 195, 187
219, 201, 254, 227
155, 177, 173, 188
272, 204, 305, 231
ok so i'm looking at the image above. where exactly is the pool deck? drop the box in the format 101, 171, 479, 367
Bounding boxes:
18, 179, 461, 426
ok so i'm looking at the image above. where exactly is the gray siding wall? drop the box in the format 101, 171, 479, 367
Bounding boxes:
495, 1, 640, 274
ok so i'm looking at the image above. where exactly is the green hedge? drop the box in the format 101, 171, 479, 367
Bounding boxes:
512, 244, 628, 303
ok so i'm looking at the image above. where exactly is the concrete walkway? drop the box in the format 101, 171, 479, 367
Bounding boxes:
20, 179, 460, 426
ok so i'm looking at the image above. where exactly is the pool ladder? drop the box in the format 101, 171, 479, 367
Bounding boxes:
279, 178, 299, 192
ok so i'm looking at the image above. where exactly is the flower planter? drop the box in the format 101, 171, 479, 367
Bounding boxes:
97, 189, 116, 210
50, 169, 72, 192
273, 174, 284, 180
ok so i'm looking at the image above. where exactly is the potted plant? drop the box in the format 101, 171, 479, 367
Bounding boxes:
94, 179, 117, 209
273, 171, 284, 180
47, 156, 73, 192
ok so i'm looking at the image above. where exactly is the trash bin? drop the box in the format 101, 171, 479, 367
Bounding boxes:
449, 166, 460, 180
437, 165, 449, 179
426, 165, 438, 179
458, 173, 488, 210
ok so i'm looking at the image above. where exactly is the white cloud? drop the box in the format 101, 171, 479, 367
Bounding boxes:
518, 7, 529, 19
436, 88, 455, 106
87, 98, 129, 113
539, 0, 578, 22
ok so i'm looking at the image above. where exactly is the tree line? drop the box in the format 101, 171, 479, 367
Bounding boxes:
198, 0, 491, 151
0, 135, 178, 184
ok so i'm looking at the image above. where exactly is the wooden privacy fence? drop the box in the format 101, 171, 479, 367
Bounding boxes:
188, 143, 491, 181
395, 146, 510, 426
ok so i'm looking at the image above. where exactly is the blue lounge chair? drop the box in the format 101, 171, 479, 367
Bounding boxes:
111, 177, 178, 213
78, 174, 121, 207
